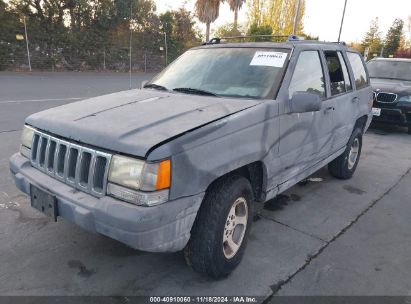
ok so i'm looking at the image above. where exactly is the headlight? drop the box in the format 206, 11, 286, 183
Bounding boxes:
107, 155, 171, 206
21, 125, 35, 148
20, 125, 35, 158
108, 155, 145, 190
399, 96, 411, 103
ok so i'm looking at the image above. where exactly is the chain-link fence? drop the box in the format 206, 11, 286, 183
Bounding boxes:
0, 42, 168, 72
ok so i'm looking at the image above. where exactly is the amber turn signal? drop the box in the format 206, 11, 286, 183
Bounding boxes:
156, 159, 171, 190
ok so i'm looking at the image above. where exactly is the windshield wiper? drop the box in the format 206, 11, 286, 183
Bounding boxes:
173, 87, 218, 97
143, 83, 169, 91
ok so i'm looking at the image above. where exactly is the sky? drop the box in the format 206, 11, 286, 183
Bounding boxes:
155, 0, 411, 43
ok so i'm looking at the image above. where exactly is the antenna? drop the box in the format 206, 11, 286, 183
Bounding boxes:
338, 0, 348, 42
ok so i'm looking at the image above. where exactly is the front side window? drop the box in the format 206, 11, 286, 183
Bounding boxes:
148, 48, 290, 99
289, 51, 325, 99
324, 51, 352, 95
347, 52, 368, 89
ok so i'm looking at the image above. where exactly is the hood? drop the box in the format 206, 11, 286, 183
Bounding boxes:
370, 78, 411, 96
26, 89, 259, 157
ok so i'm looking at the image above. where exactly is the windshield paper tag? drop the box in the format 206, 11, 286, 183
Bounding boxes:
250, 51, 288, 67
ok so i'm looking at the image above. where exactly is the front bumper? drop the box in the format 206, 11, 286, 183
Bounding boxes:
9, 153, 204, 252
373, 107, 411, 127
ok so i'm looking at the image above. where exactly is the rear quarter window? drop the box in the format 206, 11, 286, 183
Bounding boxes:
347, 52, 368, 90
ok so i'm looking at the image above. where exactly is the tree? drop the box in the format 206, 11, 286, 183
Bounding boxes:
407, 16, 411, 48
395, 48, 411, 58
160, 8, 201, 63
214, 22, 242, 38
395, 16, 411, 58
247, 23, 272, 41
195, 0, 223, 42
247, 0, 306, 36
383, 18, 404, 57
246, 0, 264, 27
0, 0, 25, 70
0, 0, 199, 71
360, 18, 383, 59
171, 8, 201, 49
227, 0, 246, 31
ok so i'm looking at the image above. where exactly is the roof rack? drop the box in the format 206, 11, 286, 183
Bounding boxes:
203, 34, 305, 45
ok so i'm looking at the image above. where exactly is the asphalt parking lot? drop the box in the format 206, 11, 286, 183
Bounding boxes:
1, 72, 411, 299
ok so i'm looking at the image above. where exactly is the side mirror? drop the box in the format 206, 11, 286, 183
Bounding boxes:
290, 91, 322, 113
141, 80, 148, 89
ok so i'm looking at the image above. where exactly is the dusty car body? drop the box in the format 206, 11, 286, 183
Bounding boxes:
368, 58, 411, 134
10, 38, 373, 277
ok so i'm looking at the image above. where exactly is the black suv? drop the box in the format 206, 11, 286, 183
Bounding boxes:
368, 58, 411, 134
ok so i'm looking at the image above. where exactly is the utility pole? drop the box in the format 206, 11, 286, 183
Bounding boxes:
292, 0, 302, 35
129, 0, 133, 90
379, 45, 384, 58
103, 47, 106, 70
23, 17, 31, 72
338, 0, 348, 42
164, 32, 168, 66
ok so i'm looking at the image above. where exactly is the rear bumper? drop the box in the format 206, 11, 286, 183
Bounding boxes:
9, 153, 203, 252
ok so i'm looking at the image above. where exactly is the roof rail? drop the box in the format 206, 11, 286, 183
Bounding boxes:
203, 38, 221, 45
204, 34, 305, 45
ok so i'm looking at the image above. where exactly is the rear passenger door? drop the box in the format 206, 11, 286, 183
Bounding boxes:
328, 51, 371, 150
322, 50, 356, 151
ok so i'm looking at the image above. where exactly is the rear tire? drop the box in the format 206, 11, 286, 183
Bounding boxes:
184, 176, 254, 278
328, 128, 363, 180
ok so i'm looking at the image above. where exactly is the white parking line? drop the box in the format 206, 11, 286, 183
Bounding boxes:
0, 97, 85, 104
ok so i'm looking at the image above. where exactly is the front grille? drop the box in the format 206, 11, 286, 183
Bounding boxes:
376, 92, 397, 103
30, 130, 112, 197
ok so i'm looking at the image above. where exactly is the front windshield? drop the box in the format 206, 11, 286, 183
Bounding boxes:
367, 60, 411, 81
148, 48, 289, 99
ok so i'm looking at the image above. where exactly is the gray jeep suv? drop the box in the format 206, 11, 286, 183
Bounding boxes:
10, 38, 373, 278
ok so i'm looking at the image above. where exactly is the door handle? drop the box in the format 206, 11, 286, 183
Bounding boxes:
324, 106, 335, 113
352, 97, 359, 103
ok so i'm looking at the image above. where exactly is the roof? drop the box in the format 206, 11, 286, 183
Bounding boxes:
193, 39, 356, 53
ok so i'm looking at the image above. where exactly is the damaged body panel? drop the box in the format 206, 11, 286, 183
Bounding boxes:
26, 90, 260, 158
10, 40, 372, 277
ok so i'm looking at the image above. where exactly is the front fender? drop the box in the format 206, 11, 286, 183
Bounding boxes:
148, 101, 281, 200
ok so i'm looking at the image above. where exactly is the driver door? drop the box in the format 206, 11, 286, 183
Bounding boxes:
276, 49, 334, 186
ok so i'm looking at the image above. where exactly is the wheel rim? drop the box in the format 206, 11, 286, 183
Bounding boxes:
223, 197, 248, 259
348, 138, 360, 170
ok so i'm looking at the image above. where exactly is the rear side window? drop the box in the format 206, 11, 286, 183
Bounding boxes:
289, 51, 325, 99
347, 52, 368, 89
338, 52, 352, 91
324, 51, 352, 96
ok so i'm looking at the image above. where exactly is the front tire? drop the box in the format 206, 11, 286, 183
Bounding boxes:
328, 128, 363, 180
184, 176, 254, 278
